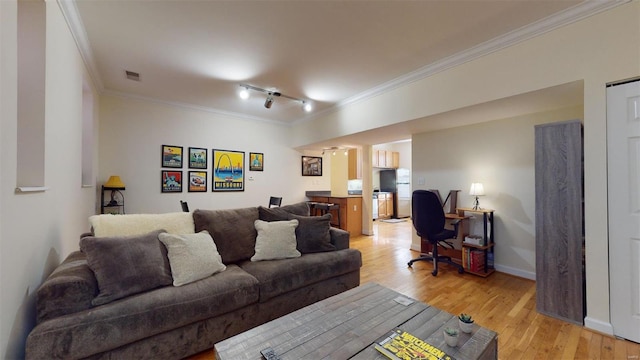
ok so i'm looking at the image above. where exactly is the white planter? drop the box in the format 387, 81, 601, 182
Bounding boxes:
443, 331, 459, 347
459, 319, 474, 333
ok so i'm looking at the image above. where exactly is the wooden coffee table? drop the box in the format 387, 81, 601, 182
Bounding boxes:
215, 282, 497, 360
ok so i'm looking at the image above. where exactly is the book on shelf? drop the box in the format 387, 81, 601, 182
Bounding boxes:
463, 248, 485, 272
374, 327, 456, 360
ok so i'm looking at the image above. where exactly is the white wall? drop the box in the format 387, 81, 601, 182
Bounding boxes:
292, 1, 640, 334
0, 1, 100, 358
99, 94, 329, 212
411, 105, 583, 279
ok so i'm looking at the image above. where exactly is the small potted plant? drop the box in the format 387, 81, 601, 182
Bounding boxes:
458, 313, 474, 333
443, 327, 459, 347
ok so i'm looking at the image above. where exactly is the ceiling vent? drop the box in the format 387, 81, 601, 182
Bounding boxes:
125, 70, 140, 81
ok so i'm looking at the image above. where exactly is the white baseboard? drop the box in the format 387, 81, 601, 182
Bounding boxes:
584, 317, 614, 335
494, 264, 536, 280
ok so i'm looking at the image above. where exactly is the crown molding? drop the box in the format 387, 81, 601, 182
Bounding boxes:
59, 0, 628, 126
296, 0, 629, 125
57, 0, 104, 91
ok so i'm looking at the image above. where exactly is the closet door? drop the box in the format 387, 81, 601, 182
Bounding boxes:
535, 120, 584, 325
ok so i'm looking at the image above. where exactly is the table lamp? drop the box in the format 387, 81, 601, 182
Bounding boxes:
104, 176, 125, 206
469, 183, 485, 210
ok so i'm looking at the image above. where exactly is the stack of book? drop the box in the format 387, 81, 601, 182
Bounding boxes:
463, 248, 485, 272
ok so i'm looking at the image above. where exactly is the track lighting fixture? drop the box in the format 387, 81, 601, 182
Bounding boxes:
238, 84, 312, 112
321, 146, 350, 156
264, 95, 274, 109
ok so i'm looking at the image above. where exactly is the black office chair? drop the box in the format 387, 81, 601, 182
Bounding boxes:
180, 200, 189, 212
407, 190, 464, 276
268, 196, 282, 208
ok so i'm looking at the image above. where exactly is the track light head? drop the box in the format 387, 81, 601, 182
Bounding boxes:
303, 101, 312, 112
239, 84, 312, 112
239, 87, 250, 100
264, 95, 274, 109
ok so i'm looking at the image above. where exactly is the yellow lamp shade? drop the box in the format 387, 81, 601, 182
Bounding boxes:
104, 176, 125, 189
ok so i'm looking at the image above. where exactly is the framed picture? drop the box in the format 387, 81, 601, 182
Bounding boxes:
188, 147, 207, 169
249, 152, 264, 171
162, 145, 183, 168
188, 171, 207, 192
301, 156, 322, 176
212, 149, 245, 191
161, 170, 183, 192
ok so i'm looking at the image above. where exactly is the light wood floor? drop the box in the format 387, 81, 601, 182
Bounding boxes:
189, 220, 640, 360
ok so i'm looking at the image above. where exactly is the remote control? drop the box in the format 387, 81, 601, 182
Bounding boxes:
260, 347, 281, 360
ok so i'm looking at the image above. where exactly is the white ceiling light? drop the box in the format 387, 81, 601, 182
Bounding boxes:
238, 84, 312, 111
239, 87, 250, 100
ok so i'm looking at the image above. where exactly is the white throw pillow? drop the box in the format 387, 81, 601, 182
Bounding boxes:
158, 230, 226, 286
89, 212, 195, 237
251, 219, 301, 261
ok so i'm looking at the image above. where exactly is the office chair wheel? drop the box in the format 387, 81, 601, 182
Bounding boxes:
458, 268, 464, 274
407, 261, 413, 267
431, 269, 438, 276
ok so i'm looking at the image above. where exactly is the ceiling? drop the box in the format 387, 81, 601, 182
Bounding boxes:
65, 0, 610, 146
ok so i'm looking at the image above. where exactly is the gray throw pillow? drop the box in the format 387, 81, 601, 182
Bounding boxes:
251, 219, 301, 261
79, 229, 172, 306
193, 207, 259, 264
158, 231, 226, 286
288, 213, 336, 253
258, 202, 311, 222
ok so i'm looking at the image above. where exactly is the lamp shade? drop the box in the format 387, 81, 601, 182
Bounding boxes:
469, 183, 485, 196
104, 176, 125, 189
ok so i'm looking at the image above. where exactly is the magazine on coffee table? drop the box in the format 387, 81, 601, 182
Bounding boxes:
374, 328, 456, 360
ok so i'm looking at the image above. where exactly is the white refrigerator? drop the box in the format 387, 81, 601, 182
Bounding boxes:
396, 168, 411, 218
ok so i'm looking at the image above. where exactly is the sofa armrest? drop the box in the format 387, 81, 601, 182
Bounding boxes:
329, 228, 350, 250
36, 251, 98, 324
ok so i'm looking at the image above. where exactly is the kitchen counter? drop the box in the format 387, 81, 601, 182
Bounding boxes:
305, 193, 363, 235
305, 191, 362, 198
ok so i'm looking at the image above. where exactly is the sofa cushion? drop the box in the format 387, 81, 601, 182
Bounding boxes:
159, 231, 226, 286
257, 202, 310, 222
80, 229, 173, 306
35, 251, 98, 324
193, 207, 259, 264
89, 212, 195, 237
288, 213, 336, 253
239, 248, 362, 302
26, 264, 260, 359
251, 219, 301, 261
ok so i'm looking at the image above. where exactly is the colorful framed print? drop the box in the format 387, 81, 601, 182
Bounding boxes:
212, 149, 245, 191
301, 156, 322, 176
188, 171, 207, 192
188, 147, 207, 169
161, 170, 183, 192
162, 145, 183, 168
249, 152, 264, 171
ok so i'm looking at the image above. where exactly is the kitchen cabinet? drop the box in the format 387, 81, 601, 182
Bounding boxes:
373, 150, 400, 169
372, 150, 379, 168
376, 192, 393, 219
348, 148, 362, 180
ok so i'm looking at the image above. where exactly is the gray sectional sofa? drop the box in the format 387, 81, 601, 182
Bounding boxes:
25, 202, 362, 359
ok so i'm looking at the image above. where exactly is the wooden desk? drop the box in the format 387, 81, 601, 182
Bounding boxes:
215, 282, 498, 360
418, 213, 468, 266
